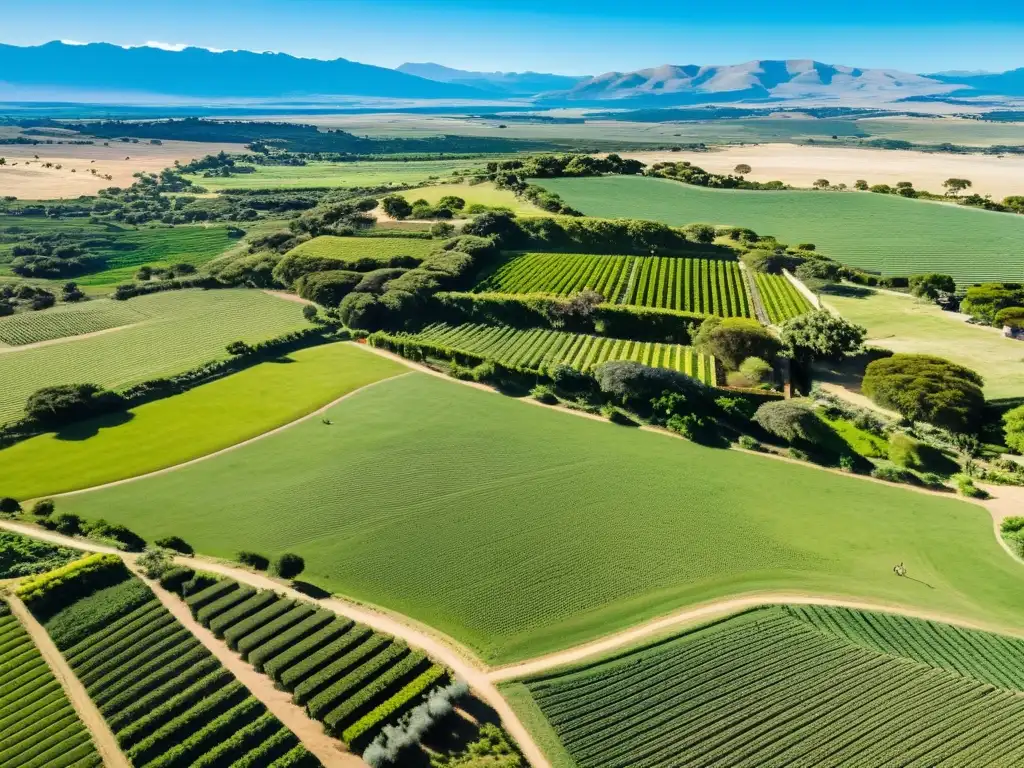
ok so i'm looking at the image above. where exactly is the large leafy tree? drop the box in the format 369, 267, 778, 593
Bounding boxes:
1004, 405, 1024, 453
862, 354, 985, 433
781, 311, 865, 363
694, 317, 782, 371
909, 273, 956, 300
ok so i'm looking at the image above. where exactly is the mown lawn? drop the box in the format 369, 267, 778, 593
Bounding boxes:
536, 175, 1024, 286
0, 342, 406, 500
54, 373, 1024, 665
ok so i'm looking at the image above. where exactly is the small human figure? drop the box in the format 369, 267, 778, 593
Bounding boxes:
321, 417, 332, 426
893, 562, 907, 577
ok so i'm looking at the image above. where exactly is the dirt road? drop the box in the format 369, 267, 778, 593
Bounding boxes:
6, 594, 131, 768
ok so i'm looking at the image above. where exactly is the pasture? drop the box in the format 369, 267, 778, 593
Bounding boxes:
476, 253, 752, 317
53, 372, 1024, 664
185, 159, 489, 191
403, 323, 717, 383
536, 175, 1024, 285
282, 234, 437, 264
33, 568, 312, 767
510, 605, 1024, 768
0, 601, 100, 768
0, 289, 309, 426
823, 287, 1024, 400
0, 342, 407, 500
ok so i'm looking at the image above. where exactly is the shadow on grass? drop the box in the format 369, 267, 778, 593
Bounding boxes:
292, 580, 331, 599
55, 409, 135, 441
819, 283, 875, 299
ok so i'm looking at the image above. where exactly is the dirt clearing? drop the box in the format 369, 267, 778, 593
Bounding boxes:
622, 144, 1024, 200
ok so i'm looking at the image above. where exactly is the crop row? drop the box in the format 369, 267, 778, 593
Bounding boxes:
475, 252, 752, 318
406, 322, 717, 384
0, 300, 146, 347
0, 602, 101, 768
787, 604, 1024, 693
754, 273, 813, 324
183, 578, 447, 748
34, 573, 312, 767
526, 606, 1024, 767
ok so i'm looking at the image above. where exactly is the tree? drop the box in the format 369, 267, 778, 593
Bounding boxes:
961, 283, 1024, 324
302, 304, 319, 323
381, 195, 413, 220
781, 311, 865, 363
909, 273, 956, 300
25, 384, 123, 428
995, 307, 1024, 328
683, 223, 716, 244
753, 400, 828, 444
943, 178, 972, 197
594, 361, 709, 407
274, 553, 305, 580
694, 317, 782, 370
0, 158, 5, 166
154, 536, 193, 555
738, 356, 773, 385
32, 499, 55, 517
854, 179, 868, 190
225, 340, 253, 356
1004, 405, 1024, 453
430, 221, 455, 238
734, 164, 752, 175
0, 498, 21, 514
812, 179, 830, 189
863, 353, 985, 433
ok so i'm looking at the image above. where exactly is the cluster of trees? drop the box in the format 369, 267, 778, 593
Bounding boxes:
960, 283, 1024, 325
0, 283, 61, 315
380, 194, 476, 221
647, 161, 787, 190
8, 232, 105, 278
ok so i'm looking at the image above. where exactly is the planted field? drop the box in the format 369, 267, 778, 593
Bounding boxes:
0, 289, 308, 425
512, 605, 1024, 768
0, 600, 100, 768
283, 235, 438, 264
0, 299, 146, 346
0, 341, 407, 500
754, 273, 814, 324
0, 532, 82, 578
56, 373, 1024, 664
401, 322, 717, 383
476, 252, 751, 317
36, 570, 315, 768
536, 175, 1024, 285
181, 578, 446, 749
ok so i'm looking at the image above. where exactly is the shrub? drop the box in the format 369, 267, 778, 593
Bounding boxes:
381, 195, 413, 220
28, 498, 54, 517
667, 413, 715, 443
957, 475, 990, 499
16, 553, 127, 612
85, 519, 146, 551
530, 384, 557, 405
738, 356, 773, 386
601, 405, 638, 426
1001, 516, 1024, 534
738, 435, 761, 451
1005, 405, 1024, 453
261, 616, 352, 679
275, 553, 306, 580
753, 401, 828, 444
52, 512, 84, 536
136, 548, 173, 578
715, 396, 755, 420
24, 383, 124, 428
888, 433, 927, 471
0, 497, 20, 514
961, 283, 1024, 324
154, 535, 193, 555
788, 447, 809, 462
994, 306, 1024, 329
295, 270, 363, 306
595, 360, 709, 407
238, 551, 270, 571
781, 311, 865, 363
871, 465, 915, 484
185, 579, 237, 615
159, 566, 195, 594
909, 273, 956, 299
694, 316, 781, 370
863, 354, 985, 433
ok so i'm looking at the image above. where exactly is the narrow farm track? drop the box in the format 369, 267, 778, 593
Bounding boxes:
46, 371, 413, 500
5, 594, 131, 768
128, 564, 359, 768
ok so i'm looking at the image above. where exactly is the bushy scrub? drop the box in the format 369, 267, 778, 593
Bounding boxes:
863, 354, 985, 433
781, 311, 865, 363
1004, 405, 1024, 453
694, 316, 781, 370
753, 400, 828, 444
889, 433, 927, 471
530, 385, 557, 405
595, 360, 709, 408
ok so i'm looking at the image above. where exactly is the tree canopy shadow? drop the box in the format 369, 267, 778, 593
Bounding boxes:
55, 409, 135, 441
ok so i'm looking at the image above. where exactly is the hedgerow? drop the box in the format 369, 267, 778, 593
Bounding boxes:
250, 611, 339, 672
323, 651, 424, 734
207, 591, 278, 638
105, 655, 221, 728
236, 603, 314, 658
94, 642, 205, 709
342, 665, 445, 746
184, 579, 236, 614
287, 628, 377, 702
224, 597, 297, 651
80, 625, 192, 688
189, 711, 283, 768
195, 585, 256, 626
145, 697, 264, 768
16, 554, 126, 614
224, 727, 301, 768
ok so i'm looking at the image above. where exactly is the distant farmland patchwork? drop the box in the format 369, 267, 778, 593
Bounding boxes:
512, 605, 1024, 768
536, 176, 1024, 285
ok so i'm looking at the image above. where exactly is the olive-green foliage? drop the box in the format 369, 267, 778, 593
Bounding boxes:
994, 306, 1024, 328
295, 270, 363, 306
781, 310, 866, 363
738, 356, 773, 385
961, 283, 1024, 324
0, 531, 81, 578
754, 400, 828, 444
863, 354, 985, 433
1003, 405, 1024, 453
909, 273, 956, 299
888, 433, 927, 470
694, 316, 781, 370
17, 554, 127, 614
594, 360, 709, 408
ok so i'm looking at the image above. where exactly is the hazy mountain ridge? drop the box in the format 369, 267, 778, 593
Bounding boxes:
396, 62, 586, 95
928, 67, 1024, 97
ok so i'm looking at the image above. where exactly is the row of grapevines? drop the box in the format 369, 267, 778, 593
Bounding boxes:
477, 253, 634, 301
0, 300, 145, 347
181, 578, 448, 749
754, 273, 813, 324
0, 601, 101, 768
525, 605, 1024, 768
34, 573, 311, 768
408, 323, 718, 385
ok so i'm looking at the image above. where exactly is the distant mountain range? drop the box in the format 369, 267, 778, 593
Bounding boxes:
0, 41, 487, 102
0, 42, 1020, 107
396, 63, 586, 96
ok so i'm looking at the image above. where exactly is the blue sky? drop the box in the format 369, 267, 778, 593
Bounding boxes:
3, 0, 1022, 75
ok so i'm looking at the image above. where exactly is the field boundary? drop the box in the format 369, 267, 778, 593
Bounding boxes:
42, 370, 413, 501
782, 268, 821, 308
738, 263, 771, 325
5, 593, 131, 768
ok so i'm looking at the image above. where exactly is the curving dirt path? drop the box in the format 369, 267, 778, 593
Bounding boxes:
6, 594, 131, 768
128, 564, 359, 767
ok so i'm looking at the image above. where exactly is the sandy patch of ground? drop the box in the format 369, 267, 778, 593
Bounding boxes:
622, 144, 1024, 200
0, 139, 246, 199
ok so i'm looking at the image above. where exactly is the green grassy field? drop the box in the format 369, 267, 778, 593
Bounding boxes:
185, 159, 489, 191
823, 287, 1024, 400
510, 604, 1024, 768
401, 323, 717, 383
536, 176, 1024, 285
0, 289, 309, 425
0, 342, 406, 500
53, 372, 1024, 664
476, 253, 752, 317
283, 235, 438, 263
858, 116, 1024, 147
0, 601, 101, 768
392, 182, 541, 215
